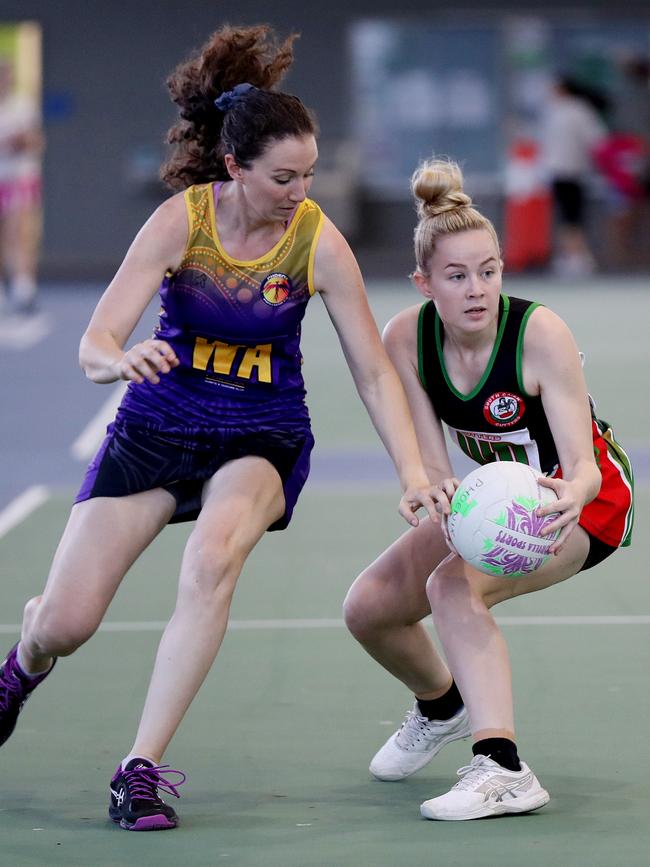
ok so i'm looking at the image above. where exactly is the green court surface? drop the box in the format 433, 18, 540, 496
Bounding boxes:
1, 488, 649, 867
1, 280, 648, 865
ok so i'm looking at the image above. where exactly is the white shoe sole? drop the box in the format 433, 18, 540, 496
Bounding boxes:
420, 788, 550, 821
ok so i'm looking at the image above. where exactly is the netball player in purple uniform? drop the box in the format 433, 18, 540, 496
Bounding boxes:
0, 26, 438, 830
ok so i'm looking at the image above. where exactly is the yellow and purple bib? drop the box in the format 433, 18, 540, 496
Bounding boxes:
119, 182, 324, 429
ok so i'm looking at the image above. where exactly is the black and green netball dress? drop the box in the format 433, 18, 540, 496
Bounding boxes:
418, 294, 633, 549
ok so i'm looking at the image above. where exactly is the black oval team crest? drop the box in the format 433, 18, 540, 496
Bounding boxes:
260, 272, 292, 306
483, 391, 525, 427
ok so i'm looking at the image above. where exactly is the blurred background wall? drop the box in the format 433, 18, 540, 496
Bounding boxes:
2, 0, 649, 280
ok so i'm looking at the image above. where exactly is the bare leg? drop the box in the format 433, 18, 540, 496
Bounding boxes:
2, 202, 42, 308
427, 528, 590, 742
128, 456, 286, 762
20, 489, 176, 672
554, 225, 596, 275
344, 519, 453, 699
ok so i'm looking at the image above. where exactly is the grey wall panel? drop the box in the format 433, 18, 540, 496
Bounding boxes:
1, 1, 648, 277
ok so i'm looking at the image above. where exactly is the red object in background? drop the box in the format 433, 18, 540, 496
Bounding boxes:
503, 140, 552, 272
593, 132, 647, 200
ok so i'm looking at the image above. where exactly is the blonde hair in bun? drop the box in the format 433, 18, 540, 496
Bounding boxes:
411, 158, 500, 274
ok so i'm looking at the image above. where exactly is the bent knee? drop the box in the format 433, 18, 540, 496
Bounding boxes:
180, 537, 245, 605
427, 558, 510, 613
426, 558, 473, 609
25, 605, 97, 657
344, 567, 421, 639
342, 570, 384, 636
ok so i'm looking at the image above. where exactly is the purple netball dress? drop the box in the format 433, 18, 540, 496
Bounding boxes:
76, 182, 324, 529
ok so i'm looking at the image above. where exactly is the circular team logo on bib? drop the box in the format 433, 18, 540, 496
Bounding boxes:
260, 273, 292, 306
483, 392, 525, 427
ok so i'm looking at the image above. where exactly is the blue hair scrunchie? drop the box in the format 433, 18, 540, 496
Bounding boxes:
214, 82, 256, 113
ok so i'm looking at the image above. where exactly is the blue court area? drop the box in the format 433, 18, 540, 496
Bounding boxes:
0, 279, 648, 866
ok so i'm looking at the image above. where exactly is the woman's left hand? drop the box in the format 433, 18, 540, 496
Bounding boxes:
536, 475, 585, 555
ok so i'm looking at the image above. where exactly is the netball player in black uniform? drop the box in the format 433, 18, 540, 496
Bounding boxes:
344, 158, 633, 821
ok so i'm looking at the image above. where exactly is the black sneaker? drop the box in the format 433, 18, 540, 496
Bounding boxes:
0, 643, 56, 747
109, 758, 186, 830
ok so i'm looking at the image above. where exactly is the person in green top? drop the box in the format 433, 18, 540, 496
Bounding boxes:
344, 157, 633, 822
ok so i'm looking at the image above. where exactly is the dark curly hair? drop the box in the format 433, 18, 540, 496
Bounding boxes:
160, 25, 318, 190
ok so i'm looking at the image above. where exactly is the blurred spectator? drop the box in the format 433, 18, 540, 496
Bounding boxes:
593, 131, 648, 266
543, 76, 607, 277
611, 57, 650, 144
593, 57, 650, 268
0, 58, 44, 315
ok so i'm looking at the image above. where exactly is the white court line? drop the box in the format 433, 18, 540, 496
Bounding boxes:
495, 615, 650, 625
0, 615, 649, 635
70, 382, 127, 461
0, 486, 50, 540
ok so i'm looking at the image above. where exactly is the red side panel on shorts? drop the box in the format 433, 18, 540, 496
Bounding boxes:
557, 420, 634, 548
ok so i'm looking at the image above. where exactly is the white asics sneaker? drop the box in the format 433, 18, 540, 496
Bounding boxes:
369, 704, 471, 781
420, 754, 550, 821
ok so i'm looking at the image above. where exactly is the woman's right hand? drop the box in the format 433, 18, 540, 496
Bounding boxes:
117, 339, 179, 384
431, 476, 460, 517
434, 477, 461, 555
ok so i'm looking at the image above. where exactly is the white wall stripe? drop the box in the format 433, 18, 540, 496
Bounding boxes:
0, 486, 50, 540
70, 382, 127, 461
0, 615, 648, 635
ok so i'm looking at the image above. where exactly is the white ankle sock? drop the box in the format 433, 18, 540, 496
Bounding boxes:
11, 274, 37, 305
122, 753, 158, 769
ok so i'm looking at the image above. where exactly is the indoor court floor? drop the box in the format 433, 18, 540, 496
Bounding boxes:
1, 278, 648, 866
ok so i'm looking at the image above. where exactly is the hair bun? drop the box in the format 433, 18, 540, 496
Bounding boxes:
411, 159, 472, 218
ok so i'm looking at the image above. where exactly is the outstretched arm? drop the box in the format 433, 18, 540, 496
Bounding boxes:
313, 218, 437, 526
383, 308, 458, 514
79, 194, 187, 384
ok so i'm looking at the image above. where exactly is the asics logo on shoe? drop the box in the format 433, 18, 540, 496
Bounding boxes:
484, 773, 534, 802
111, 787, 126, 807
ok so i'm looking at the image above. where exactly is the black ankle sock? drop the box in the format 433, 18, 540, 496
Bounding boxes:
472, 737, 521, 772
416, 681, 463, 721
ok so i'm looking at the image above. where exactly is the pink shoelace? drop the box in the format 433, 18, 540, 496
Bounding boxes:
123, 763, 187, 802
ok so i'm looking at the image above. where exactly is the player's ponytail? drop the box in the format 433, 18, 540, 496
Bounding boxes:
161, 25, 317, 190
411, 158, 500, 274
